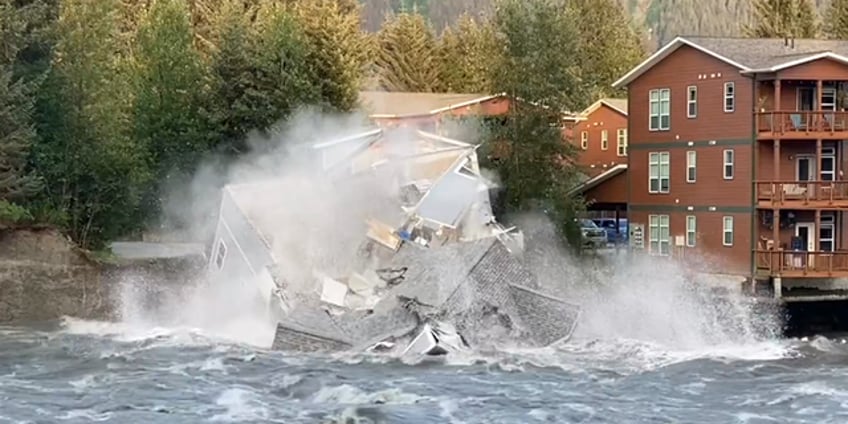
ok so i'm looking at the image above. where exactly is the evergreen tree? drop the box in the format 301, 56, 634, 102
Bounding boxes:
824, 0, 848, 39
207, 2, 316, 155
32, 0, 150, 248
285, 0, 369, 111
570, 0, 645, 98
436, 13, 497, 93
375, 11, 441, 92
131, 0, 211, 226
743, 0, 819, 38
482, 0, 586, 248
0, 2, 42, 203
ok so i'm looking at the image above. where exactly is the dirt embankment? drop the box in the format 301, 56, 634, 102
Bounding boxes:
0, 227, 206, 323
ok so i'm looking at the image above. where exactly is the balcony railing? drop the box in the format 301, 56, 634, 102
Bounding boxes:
756, 180, 848, 206
757, 111, 848, 136
756, 250, 848, 277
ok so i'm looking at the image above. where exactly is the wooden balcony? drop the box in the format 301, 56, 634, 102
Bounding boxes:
756, 250, 848, 278
756, 181, 848, 209
756, 111, 848, 139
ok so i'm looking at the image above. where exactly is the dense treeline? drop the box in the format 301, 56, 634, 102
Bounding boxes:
359, 0, 845, 49
0, 0, 643, 249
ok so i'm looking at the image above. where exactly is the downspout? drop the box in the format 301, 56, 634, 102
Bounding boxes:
626, 94, 632, 260
749, 73, 758, 285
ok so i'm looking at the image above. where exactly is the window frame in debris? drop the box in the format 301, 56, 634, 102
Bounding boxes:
214, 239, 227, 270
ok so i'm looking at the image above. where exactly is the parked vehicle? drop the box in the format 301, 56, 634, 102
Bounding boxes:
592, 218, 629, 245
579, 219, 608, 249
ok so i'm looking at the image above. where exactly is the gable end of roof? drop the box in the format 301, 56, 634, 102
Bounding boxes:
612, 37, 751, 89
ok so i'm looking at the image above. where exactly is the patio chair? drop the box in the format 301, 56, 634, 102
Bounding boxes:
825, 113, 845, 131
790, 113, 806, 131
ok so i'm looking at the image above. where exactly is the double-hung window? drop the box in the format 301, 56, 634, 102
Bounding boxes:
687, 86, 697, 118
616, 128, 627, 156
723, 217, 734, 246
724, 82, 735, 112
686, 151, 696, 183
581, 131, 588, 149
649, 88, 671, 131
723, 149, 734, 179
649, 152, 670, 193
649, 215, 670, 256
686, 215, 696, 247
601, 130, 608, 150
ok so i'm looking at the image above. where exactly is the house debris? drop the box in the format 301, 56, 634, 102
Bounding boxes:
208, 127, 581, 358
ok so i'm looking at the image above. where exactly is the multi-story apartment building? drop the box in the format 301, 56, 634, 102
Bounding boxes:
613, 36, 848, 297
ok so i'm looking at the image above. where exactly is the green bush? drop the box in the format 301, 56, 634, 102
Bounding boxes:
0, 200, 34, 224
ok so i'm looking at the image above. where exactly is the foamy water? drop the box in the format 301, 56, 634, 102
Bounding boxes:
1, 318, 845, 424
3, 223, 845, 423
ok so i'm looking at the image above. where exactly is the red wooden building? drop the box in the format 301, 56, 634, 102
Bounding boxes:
614, 36, 848, 299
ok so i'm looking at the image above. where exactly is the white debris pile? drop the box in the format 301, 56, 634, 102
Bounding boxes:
208, 128, 579, 358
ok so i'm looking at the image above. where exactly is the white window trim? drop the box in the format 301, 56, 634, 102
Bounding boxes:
722, 216, 734, 247
821, 213, 835, 252
687, 85, 697, 118
648, 151, 670, 194
581, 131, 588, 150
214, 239, 227, 270
616, 128, 627, 157
686, 215, 696, 247
649, 88, 670, 131
649, 214, 670, 256
686, 150, 696, 183
723, 149, 734, 180
601, 130, 608, 150
724, 82, 735, 113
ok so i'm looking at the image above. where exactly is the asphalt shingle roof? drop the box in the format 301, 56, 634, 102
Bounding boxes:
682, 36, 848, 70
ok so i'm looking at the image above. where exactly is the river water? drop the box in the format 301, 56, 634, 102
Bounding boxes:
3, 255, 848, 423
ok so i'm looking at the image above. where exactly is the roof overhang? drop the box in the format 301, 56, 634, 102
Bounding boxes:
612, 36, 750, 89
567, 164, 627, 196
740, 51, 848, 74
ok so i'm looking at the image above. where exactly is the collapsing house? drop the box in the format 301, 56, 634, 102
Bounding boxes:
207, 127, 581, 357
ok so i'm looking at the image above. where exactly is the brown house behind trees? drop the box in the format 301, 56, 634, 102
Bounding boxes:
614, 35, 848, 300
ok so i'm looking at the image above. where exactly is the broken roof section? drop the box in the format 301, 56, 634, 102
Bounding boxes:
224, 127, 499, 257
358, 91, 507, 119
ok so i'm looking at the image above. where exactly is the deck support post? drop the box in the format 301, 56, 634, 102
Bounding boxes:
773, 276, 782, 299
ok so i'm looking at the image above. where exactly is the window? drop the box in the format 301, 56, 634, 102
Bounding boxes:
214, 240, 227, 270
581, 131, 588, 149
648, 152, 670, 193
616, 128, 627, 156
821, 213, 835, 252
686, 151, 697, 183
822, 147, 836, 181
724, 82, 735, 112
649, 215, 670, 256
686, 215, 696, 247
649, 88, 671, 131
687, 85, 697, 118
601, 130, 608, 150
723, 149, 734, 180
722, 216, 734, 246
